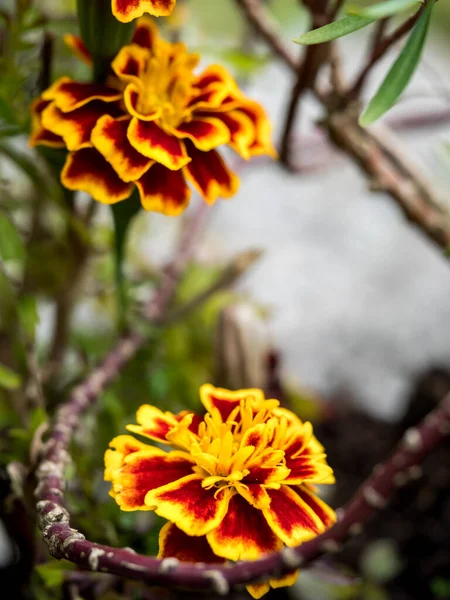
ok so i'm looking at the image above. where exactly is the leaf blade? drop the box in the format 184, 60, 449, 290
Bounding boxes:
0, 363, 21, 390
293, 15, 375, 45
0, 212, 25, 261
347, 0, 421, 20
359, 0, 434, 126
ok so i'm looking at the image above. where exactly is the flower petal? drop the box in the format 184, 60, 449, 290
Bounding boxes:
239, 100, 277, 158
145, 474, 232, 536
207, 493, 282, 561
42, 77, 121, 113
183, 145, 239, 204
158, 522, 224, 563
63, 34, 92, 66
136, 162, 191, 215
199, 384, 265, 422
112, 45, 147, 86
41, 101, 121, 152
235, 481, 271, 510
128, 118, 190, 170
171, 116, 230, 152
111, 449, 195, 511
263, 486, 325, 546
295, 485, 336, 529
270, 571, 300, 589
126, 404, 180, 443
104, 434, 153, 481
91, 115, 152, 182
246, 582, 271, 599
123, 84, 162, 122
132, 16, 158, 48
61, 149, 133, 204
214, 110, 256, 159
195, 64, 237, 92
29, 99, 64, 148
112, 0, 176, 22
284, 454, 335, 485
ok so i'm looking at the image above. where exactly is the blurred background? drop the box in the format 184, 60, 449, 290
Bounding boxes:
1, 0, 450, 599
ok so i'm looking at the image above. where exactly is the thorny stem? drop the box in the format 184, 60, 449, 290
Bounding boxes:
35, 384, 450, 593
31, 0, 450, 593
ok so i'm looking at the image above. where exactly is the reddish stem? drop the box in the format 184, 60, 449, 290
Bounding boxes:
35, 373, 450, 593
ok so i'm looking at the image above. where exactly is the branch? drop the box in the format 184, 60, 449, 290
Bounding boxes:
350, 9, 423, 97
279, 0, 332, 166
34, 387, 450, 594
34, 200, 209, 516
234, 0, 298, 72
234, 0, 450, 257
323, 107, 450, 250
162, 248, 263, 325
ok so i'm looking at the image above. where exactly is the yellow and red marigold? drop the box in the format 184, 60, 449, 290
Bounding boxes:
112, 0, 175, 22
30, 19, 275, 216
105, 384, 335, 598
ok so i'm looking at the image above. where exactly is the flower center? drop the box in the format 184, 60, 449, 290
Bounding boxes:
190, 412, 287, 498
135, 42, 199, 129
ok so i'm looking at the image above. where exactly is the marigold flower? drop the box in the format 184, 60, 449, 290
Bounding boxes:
30, 19, 275, 215
105, 384, 335, 598
112, 0, 176, 22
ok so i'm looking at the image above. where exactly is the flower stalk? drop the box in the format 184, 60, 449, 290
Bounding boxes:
77, 0, 134, 81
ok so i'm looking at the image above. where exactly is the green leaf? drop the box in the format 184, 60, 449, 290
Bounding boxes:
347, 0, 421, 20
0, 363, 21, 390
360, 0, 435, 126
35, 560, 74, 588
0, 212, 25, 261
18, 295, 39, 340
293, 15, 375, 45
110, 191, 141, 325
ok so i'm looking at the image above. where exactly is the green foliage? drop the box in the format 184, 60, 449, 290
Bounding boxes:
359, 0, 435, 125
293, 15, 375, 45
35, 560, 75, 588
0, 211, 25, 262
18, 295, 40, 341
347, 0, 421, 19
361, 539, 404, 583
0, 363, 22, 390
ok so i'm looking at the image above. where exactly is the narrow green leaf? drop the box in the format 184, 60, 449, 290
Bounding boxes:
360, 0, 435, 126
0, 213, 25, 261
18, 295, 39, 340
0, 363, 21, 390
347, 0, 421, 20
293, 15, 375, 45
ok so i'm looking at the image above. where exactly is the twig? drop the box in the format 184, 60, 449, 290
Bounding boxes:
235, 0, 450, 256
329, 0, 344, 19
34, 385, 450, 593
162, 249, 263, 325
279, 0, 331, 166
324, 107, 450, 250
233, 0, 298, 72
350, 9, 423, 97
35, 201, 208, 502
